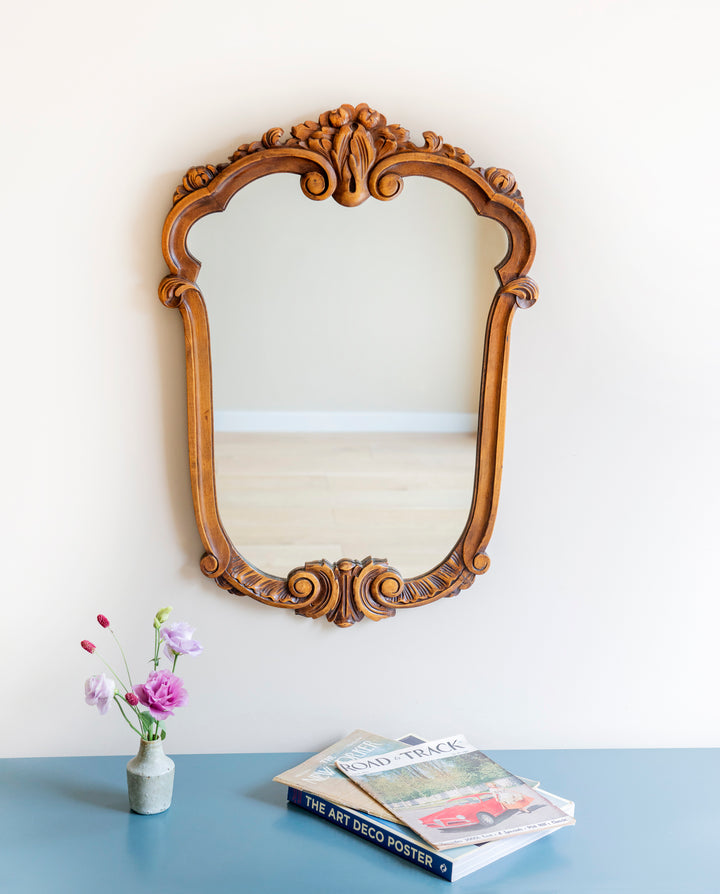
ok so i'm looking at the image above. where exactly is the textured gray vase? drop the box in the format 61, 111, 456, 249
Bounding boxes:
126, 738, 175, 814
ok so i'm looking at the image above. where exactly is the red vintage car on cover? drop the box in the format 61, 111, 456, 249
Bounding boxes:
419, 790, 534, 829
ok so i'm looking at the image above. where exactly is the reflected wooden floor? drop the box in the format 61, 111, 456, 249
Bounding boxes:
214, 432, 477, 579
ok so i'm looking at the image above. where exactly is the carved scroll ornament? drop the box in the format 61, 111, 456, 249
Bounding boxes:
160, 103, 537, 626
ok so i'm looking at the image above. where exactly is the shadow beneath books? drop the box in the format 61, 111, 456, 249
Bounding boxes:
245, 779, 287, 806
281, 802, 415, 874
483, 836, 572, 887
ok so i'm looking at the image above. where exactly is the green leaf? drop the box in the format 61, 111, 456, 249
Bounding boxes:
160, 729, 166, 740
138, 711, 154, 737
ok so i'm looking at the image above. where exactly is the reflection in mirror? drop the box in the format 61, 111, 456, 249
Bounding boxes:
189, 174, 508, 579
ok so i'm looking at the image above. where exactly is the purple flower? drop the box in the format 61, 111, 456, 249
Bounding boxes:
159, 622, 203, 661
84, 674, 115, 714
133, 670, 188, 720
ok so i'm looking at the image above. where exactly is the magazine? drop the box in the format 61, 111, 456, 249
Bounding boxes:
336, 733, 575, 850
273, 730, 401, 822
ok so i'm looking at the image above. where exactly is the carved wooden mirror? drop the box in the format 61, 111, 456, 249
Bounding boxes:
159, 103, 537, 627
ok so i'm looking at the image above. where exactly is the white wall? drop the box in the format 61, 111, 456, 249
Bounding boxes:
2, 0, 718, 757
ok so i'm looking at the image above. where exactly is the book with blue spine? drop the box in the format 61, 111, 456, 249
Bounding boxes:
286, 784, 575, 882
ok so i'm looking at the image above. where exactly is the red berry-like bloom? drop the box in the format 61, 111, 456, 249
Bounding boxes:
125, 692, 139, 706
97, 614, 110, 628
81, 640, 96, 654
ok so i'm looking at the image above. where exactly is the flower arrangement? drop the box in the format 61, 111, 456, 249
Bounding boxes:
82, 607, 202, 742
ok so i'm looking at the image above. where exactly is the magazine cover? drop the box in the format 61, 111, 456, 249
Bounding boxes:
336, 734, 575, 850
273, 730, 401, 821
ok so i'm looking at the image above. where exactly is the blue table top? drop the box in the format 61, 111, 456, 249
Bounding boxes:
0, 748, 716, 893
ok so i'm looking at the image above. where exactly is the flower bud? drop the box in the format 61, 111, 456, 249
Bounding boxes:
97, 614, 110, 628
81, 640, 96, 654
153, 606, 173, 629
125, 691, 139, 706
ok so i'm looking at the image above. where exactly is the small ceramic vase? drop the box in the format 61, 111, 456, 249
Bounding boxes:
126, 738, 175, 814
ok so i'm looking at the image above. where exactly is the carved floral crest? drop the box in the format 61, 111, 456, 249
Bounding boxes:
172, 103, 524, 208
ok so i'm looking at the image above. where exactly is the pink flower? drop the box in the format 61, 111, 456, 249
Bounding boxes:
160, 622, 203, 661
81, 640, 96, 654
133, 670, 188, 720
84, 674, 115, 714
97, 614, 110, 628
125, 692, 139, 706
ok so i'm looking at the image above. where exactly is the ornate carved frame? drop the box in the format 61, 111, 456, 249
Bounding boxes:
159, 103, 537, 627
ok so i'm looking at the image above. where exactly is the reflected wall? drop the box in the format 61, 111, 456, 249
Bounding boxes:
189, 175, 508, 577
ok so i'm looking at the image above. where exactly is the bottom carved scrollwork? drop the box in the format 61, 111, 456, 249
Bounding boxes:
209, 548, 484, 627
287, 557, 404, 627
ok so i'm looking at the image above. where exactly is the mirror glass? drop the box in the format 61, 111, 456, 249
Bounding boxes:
189, 174, 508, 578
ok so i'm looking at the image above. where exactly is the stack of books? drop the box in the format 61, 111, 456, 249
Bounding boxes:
274, 731, 575, 882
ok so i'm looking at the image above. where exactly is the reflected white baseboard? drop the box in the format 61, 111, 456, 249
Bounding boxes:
214, 411, 477, 433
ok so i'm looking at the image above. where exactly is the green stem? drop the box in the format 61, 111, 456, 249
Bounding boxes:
96, 654, 131, 696
114, 695, 143, 737
172, 653, 178, 673
110, 629, 133, 688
